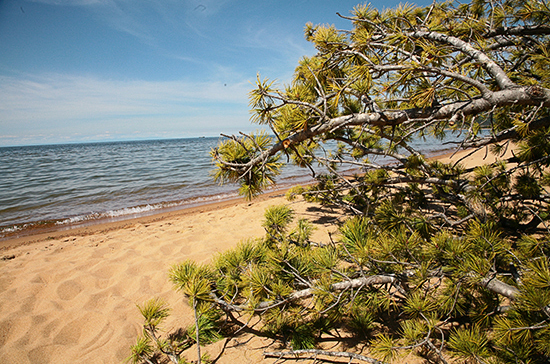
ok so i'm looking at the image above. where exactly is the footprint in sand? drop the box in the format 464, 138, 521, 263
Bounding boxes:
53, 318, 81, 345
27, 344, 57, 363
0, 318, 12, 347
90, 264, 120, 280
83, 291, 110, 311
160, 244, 176, 255
56, 280, 83, 301
42, 318, 61, 340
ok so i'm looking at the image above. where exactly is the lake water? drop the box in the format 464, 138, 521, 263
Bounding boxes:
0, 136, 456, 238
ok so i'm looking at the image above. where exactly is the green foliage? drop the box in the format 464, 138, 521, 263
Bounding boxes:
186, 308, 222, 345
403, 291, 438, 319
374, 200, 409, 231
169, 261, 214, 305
134, 0, 550, 362
262, 205, 294, 237
340, 216, 371, 254
448, 325, 491, 362
127, 336, 154, 364
289, 218, 315, 246
372, 333, 399, 363
349, 303, 377, 337
131, 298, 198, 364
515, 172, 542, 198
138, 298, 170, 328
289, 323, 317, 350
211, 131, 282, 200
133, 202, 550, 363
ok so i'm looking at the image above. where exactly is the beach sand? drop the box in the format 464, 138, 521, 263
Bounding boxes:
0, 144, 515, 364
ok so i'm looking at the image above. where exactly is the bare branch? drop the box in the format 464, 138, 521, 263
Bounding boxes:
227, 85, 550, 172
478, 275, 520, 300
264, 349, 387, 364
211, 275, 397, 313
484, 25, 550, 38
408, 31, 516, 90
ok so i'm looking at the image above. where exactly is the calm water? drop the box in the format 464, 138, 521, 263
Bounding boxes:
0, 136, 457, 237
0, 137, 314, 237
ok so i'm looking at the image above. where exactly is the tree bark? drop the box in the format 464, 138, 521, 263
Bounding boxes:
213, 275, 397, 312
264, 349, 387, 364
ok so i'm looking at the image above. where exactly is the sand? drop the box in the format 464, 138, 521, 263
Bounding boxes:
0, 144, 514, 364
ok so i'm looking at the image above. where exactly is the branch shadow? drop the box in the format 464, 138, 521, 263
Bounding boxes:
304, 205, 343, 225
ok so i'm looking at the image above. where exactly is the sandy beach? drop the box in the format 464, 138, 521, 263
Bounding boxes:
0, 145, 514, 364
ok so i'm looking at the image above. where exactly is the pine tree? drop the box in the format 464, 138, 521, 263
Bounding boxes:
131, 0, 550, 362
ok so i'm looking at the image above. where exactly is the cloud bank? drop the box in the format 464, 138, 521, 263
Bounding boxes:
0, 73, 252, 146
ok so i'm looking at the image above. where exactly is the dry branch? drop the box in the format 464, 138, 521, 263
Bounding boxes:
264, 349, 387, 364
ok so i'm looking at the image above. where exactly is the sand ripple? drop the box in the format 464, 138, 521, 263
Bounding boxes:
0, 194, 338, 363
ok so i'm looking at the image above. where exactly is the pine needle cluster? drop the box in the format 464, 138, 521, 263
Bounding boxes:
132, 0, 550, 362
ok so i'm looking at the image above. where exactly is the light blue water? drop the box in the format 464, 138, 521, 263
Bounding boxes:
0, 135, 458, 237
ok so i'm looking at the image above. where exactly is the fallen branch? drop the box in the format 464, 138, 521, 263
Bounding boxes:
212, 275, 397, 312
264, 349, 387, 364
213, 271, 525, 314
479, 275, 520, 299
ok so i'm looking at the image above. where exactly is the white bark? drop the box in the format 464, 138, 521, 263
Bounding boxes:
213, 275, 396, 312
408, 31, 516, 90
479, 275, 520, 300
217, 82, 550, 172
264, 349, 387, 364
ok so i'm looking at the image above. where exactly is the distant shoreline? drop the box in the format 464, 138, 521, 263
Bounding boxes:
0, 136, 223, 149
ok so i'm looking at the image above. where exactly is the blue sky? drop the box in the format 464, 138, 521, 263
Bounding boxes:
0, 0, 429, 147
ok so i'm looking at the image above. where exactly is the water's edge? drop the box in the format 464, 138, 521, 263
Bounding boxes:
1, 131, 464, 242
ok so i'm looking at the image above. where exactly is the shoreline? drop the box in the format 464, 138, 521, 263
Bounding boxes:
0, 146, 464, 251
0, 183, 343, 364
0, 174, 318, 244
0, 189, 289, 252
0, 145, 515, 364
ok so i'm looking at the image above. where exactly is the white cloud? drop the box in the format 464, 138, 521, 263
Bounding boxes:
0, 73, 248, 118
0, 73, 252, 145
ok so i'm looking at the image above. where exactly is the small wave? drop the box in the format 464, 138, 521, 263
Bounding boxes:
0, 225, 23, 234
0, 190, 242, 240
52, 205, 161, 226
0, 221, 57, 240
52, 192, 241, 226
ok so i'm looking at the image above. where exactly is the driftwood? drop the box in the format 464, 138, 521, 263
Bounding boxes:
264, 349, 387, 364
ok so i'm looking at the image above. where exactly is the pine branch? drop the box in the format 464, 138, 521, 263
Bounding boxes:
408, 30, 515, 90
459, 116, 550, 149
211, 275, 397, 312
484, 25, 550, 38
478, 275, 519, 299
222, 85, 550, 173
264, 348, 387, 364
